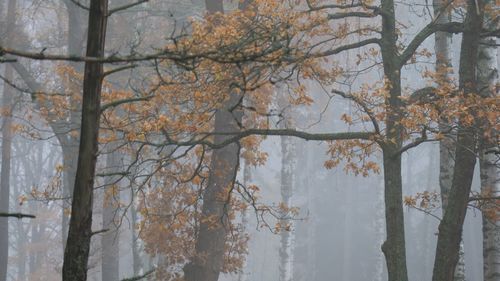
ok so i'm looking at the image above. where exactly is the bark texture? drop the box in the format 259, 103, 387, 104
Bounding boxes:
478, 0, 499, 278
379, 1, 408, 280
432, 1, 483, 280
183, 100, 242, 281
279, 114, 296, 281
433, 0, 466, 279
61, 0, 84, 250
62, 0, 108, 280
183, 1, 244, 280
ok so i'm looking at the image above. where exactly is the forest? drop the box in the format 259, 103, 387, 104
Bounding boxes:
0, 0, 499, 281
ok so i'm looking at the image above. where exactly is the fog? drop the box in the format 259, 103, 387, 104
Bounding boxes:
0, 0, 497, 281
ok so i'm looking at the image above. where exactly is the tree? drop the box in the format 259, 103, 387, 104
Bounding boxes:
0, 1, 17, 280
478, 1, 500, 280
2, 1, 498, 280
433, 0, 466, 279
278, 94, 296, 281
62, 0, 109, 279
432, 0, 484, 279
183, 2, 243, 279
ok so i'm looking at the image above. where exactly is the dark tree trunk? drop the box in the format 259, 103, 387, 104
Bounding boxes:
379, 1, 408, 281
432, 1, 483, 280
183, 1, 244, 280
62, 0, 108, 280
183, 96, 242, 281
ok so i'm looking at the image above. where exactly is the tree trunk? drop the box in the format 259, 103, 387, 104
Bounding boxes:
13, 172, 26, 281
130, 202, 142, 276
279, 117, 296, 281
0, 66, 13, 281
478, 0, 499, 279
433, 0, 466, 279
183, 94, 242, 281
432, 1, 483, 280
183, 1, 244, 280
381, 146, 407, 281
102, 151, 121, 281
62, 0, 108, 280
183, 108, 242, 281
0, 1, 16, 279
379, 1, 408, 280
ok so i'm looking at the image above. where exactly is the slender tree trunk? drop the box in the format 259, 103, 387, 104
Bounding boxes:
379, 1, 408, 280
0, 1, 16, 279
0, 65, 13, 281
130, 202, 142, 276
62, 0, 108, 280
433, 0, 466, 279
14, 175, 26, 281
28, 192, 38, 279
432, 1, 483, 280
279, 117, 296, 281
102, 151, 121, 281
478, 0, 499, 279
374, 177, 386, 281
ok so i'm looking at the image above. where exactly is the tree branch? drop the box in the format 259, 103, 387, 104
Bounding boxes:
0, 212, 36, 219
314, 38, 380, 57
100, 95, 153, 112
327, 11, 378, 20
469, 196, 500, 202
332, 89, 381, 134
399, 22, 463, 68
107, 0, 149, 16
306, 0, 379, 11
0, 45, 189, 63
121, 268, 155, 281
165, 129, 375, 149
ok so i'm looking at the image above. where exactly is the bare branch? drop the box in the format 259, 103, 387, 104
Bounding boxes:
306, 0, 378, 11
100, 95, 153, 112
107, 0, 149, 16
327, 11, 378, 20
313, 38, 380, 57
91, 228, 110, 236
66, 0, 89, 11
399, 22, 463, 68
469, 196, 500, 202
0, 212, 36, 219
167, 129, 375, 149
103, 64, 137, 77
332, 89, 381, 134
121, 268, 155, 281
